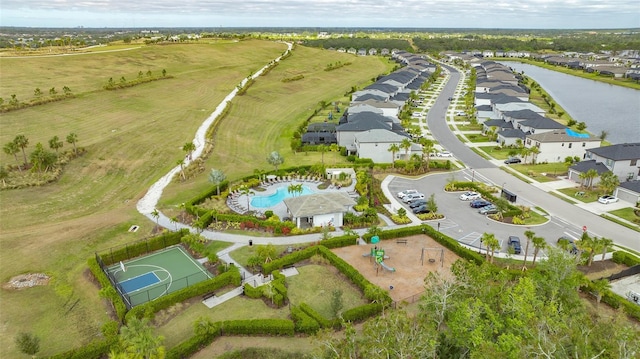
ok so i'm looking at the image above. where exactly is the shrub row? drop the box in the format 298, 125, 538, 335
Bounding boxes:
127, 266, 241, 321
341, 303, 384, 322
321, 234, 360, 249
167, 318, 294, 359
262, 246, 319, 274
612, 251, 640, 266
290, 305, 321, 334
299, 302, 333, 329
86, 257, 127, 321
98, 229, 188, 265
46, 338, 115, 359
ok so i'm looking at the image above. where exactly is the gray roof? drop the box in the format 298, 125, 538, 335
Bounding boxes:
283, 192, 356, 217
588, 143, 640, 160
354, 129, 408, 143
619, 180, 640, 194
484, 119, 513, 129
353, 93, 386, 102
569, 160, 611, 175
504, 109, 546, 121
336, 118, 389, 132
476, 105, 493, 111
527, 130, 599, 143
519, 117, 566, 130
498, 128, 526, 139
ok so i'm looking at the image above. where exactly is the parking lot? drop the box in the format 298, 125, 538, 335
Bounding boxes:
387, 171, 573, 257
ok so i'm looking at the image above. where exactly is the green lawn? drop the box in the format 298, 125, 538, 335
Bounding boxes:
456, 124, 483, 131
229, 244, 303, 268
557, 187, 600, 203
466, 134, 493, 143
286, 264, 369, 319
477, 145, 512, 159
607, 207, 640, 225
0, 41, 389, 357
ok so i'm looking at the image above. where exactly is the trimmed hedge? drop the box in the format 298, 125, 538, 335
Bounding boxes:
299, 302, 333, 329
87, 257, 127, 321
47, 338, 115, 359
612, 251, 640, 266
98, 229, 188, 265
341, 303, 384, 322
321, 234, 360, 249
220, 319, 295, 336
166, 323, 222, 359
126, 267, 241, 321
262, 246, 319, 274
243, 282, 263, 299
291, 305, 320, 334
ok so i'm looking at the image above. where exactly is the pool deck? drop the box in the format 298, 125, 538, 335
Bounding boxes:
227, 177, 359, 220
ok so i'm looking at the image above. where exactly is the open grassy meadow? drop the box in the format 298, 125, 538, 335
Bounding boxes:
0, 40, 391, 357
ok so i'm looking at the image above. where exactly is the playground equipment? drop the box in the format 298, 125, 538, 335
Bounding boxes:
373, 247, 395, 274
421, 247, 444, 267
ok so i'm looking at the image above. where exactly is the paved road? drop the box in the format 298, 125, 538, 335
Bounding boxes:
424, 63, 639, 252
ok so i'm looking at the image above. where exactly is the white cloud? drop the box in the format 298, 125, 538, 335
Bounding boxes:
1, 0, 638, 28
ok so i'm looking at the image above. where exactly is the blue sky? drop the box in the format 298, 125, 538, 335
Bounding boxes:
2, 0, 639, 29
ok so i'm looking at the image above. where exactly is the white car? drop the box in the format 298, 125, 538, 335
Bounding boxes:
437, 151, 453, 157
598, 195, 619, 204
397, 189, 418, 199
403, 193, 425, 203
459, 191, 482, 201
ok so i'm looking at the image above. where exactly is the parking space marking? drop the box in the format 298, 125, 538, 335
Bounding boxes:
458, 231, 483, 247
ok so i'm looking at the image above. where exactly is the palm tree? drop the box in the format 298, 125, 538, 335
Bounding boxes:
531, 236, 546, 264
182, 142, 196, 160
598, 172, 619, 195
520, 146, 532, 164
176, 159, 185, 181
600, 237, 613, 261
591, 279, 611, 309
169, 216, 178, 231
529, 146, 540, 164
522, 229, 535, 268
13, 134, 29, 165
421, 139, 434, 171
318, 145, 327, 165
288, 183, 303, 197
480, 232, 499, 263
400, 138, 412, 160
388, 143, 400, 168
239, 185, 254, 212
151, 209, 160, 227
48, 135, 63, 153
66, 132, 78, 154
3, 141, 21, 169
584, 168, 599, 190
208, 168, 226, 196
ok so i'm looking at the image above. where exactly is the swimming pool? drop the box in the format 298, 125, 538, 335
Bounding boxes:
251, 185, 315, 208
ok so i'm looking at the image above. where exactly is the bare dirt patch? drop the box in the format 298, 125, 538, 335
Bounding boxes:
578, 260, 628, 280
3, 273, 50, 290
331, 234, 460, 303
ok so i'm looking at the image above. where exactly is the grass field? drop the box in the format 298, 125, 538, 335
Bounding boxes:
0, 40, 391, 357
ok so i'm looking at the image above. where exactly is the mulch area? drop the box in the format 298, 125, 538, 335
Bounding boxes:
331, 234, 460, 303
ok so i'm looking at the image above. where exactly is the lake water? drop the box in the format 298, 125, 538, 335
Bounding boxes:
500, 62, 640, 144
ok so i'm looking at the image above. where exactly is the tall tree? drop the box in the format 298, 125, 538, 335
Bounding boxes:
266, 151, 284, 172
531, 236, 546, 264
151, 209, 160, 227
13, 134, 29, 165
400, 138, 412, 160
176, 159, 185, 181
115, 317, 165, 359
48, 135, 64, 153
481, 232, 499, 263
420, 138, 434, 171
591, 279, 611, 309
29, 143, 57, 172
208, 168, 226, 196
387, 143, 400, 168
584, 168, 599, 190
66, 132, 78, 154
599, 237, 613, 261
239, 185, 254, 212
522, 229, 535, 268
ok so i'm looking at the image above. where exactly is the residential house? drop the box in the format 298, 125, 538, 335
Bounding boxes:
354, 129, 419, 163
283, 192, 356, 228
614, 180, 640, 204
525, 129, 601, 163
570, 143, 640, 183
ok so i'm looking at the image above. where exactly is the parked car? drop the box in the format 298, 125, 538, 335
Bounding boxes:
470, 199, 492, 208
409, 199, 427, 209
459, 191, 482, 201
397, 189, 418, 199
447, 97, 453, 101
437, 151, 453, 157
455, 111, 465, 116
404, 193, 425, 203
508, 236, 522, 254
557, 236, 579, 254
478, 204, 499, 214
504, 157, 522, 164
598, 195, 619, 204
413, 205, 432, 214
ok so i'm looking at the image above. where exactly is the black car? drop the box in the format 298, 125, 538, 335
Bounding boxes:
409, 199, 427, 209
413, 205, 431, 214
470, 199, 492, 208
508, 236, 522, 254
504, 157, 522, 164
